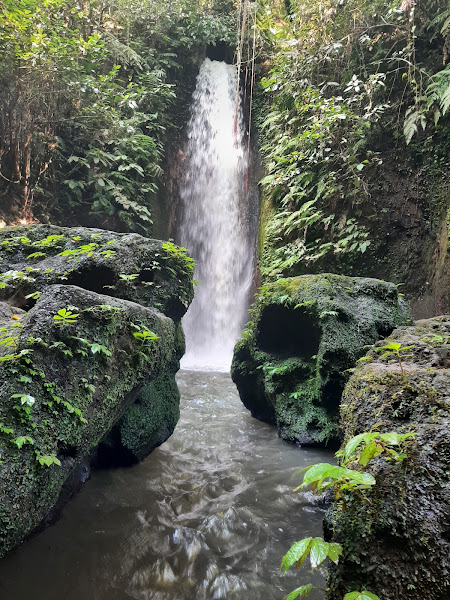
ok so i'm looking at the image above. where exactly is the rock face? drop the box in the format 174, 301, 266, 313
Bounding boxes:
0, 225, 194, 557
231, 274, 410, 446
0, 224, 193, 320
326, 317, 450, 600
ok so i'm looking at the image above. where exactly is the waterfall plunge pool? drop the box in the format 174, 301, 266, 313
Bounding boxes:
0, 370, 331, 600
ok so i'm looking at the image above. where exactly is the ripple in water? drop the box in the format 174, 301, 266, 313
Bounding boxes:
0, 371, 331, 600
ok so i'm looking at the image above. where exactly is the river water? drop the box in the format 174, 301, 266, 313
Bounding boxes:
0, 370, 330, 600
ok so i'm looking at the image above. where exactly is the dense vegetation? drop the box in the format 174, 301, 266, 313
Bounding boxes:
0, 0, 236, 232
1, 0, 448, 277
253, 0, 450, 287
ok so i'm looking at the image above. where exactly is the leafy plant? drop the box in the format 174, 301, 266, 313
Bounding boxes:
12, 393, 35, 422
73, 337, 112, 358
36, 453, 61, 467
11, 435, 34, 449
132, 327, 159, 349
281, 428, 414, 599
343, 592, 380, 600
281, 537, 342, 572
119, 273, 140, 282
337, 431, 416, 466
295, 462, 376, 502
53, 308, 79, 327
0, 423, 14, 436
374, 342, 415, 375
162, 241, 195, 275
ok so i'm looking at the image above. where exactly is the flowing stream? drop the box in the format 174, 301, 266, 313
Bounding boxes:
178, 58, 257, 371
0, 371, 330, 600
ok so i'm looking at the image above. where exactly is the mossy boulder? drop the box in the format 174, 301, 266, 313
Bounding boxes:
0, 224, 194, 320
325, 316, 450, 600
231, 274, 411, 446
0, 225, 194, 558
96, 365, 183, 465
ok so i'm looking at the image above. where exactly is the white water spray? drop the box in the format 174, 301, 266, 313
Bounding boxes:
179, 58, 255, 371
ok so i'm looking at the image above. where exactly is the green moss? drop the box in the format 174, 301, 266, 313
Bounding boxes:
119, 368, 180, 461
258, 188, 275, 262
0, 279, 180, 557
326, 317, 450, 600
232, 273, 411, 446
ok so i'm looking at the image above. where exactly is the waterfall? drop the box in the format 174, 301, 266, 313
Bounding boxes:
178, 58, 256, 372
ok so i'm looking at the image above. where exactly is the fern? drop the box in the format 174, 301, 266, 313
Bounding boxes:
427, 6, 450, 37
403, 107, 426, 145
102, 32, 144, 70
425, 64, 450, 127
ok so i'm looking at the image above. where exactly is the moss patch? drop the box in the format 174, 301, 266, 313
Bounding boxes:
326, 317, 450, 600
231, 274, 411, 446
0, 225, 194, 558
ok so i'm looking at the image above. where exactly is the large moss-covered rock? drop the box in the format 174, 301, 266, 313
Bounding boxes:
0, 224, 194, 320
0, 225, 194, 558
231, 274, 410, 446
325, 317, 450, 600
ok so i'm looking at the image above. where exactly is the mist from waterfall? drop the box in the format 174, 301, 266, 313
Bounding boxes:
178, 58, 256, 371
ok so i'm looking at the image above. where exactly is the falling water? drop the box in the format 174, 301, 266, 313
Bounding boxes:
179, 58, 256, 371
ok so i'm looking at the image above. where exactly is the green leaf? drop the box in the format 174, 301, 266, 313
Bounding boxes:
285, 584, 314, 600
343, 591, 381, 600
11, 394, 35, 407
281, 538, 312, 572
340, 433, 376, 462
309, 538, 330, 568
327, 542, 343, 564
90, 343, 112, 357
11, 435, 34, 449
37, 454, 61, 467
359, 441, 379, 466
376, 342, 401, 351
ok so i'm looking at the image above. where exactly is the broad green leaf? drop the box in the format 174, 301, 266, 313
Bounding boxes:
309, 538, 329, 568
37, 454, 61, 467
343, 591, 381, 600
327, 542, 343, 564
90, 343, 112, 356
375, 342, 401, 351
359, 441, 378, 466
341, 433, 377, 462
300, 463, 337, 487
285, 584, 314, 600
300, 463, 375, 490
281, 538, 312, 572
11, 436, 34, 449
380, 433, 400, 445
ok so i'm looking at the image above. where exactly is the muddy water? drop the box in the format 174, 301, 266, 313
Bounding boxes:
0, 371, 331, 600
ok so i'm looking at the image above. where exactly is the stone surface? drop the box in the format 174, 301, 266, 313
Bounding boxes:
0, 224, 194, 320
231, 274, 410, 446
326, 317, 450, 600
0, 225, 194, 557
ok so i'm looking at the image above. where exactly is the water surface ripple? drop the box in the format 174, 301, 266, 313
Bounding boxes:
0, 371, 331, 600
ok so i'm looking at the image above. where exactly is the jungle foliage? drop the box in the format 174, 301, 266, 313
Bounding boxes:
252, 0, 450, 279
0, 0, 236, 232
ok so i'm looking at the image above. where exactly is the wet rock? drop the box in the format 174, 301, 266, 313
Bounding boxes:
97, 366, 183, 465
326, 316, 450, 600
0, 225, 194, 558
231, 274, 410, 446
